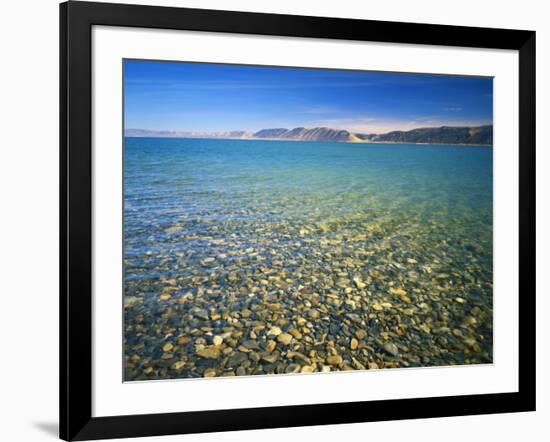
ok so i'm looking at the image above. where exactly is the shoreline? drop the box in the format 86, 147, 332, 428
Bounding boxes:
124, 135, 493, 148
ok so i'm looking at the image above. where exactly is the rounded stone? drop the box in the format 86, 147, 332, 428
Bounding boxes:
326, 355, 343, 366
204, 368, 216, 378
277, 333, 293, 345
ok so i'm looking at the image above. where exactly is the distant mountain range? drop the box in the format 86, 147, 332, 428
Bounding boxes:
359, 125, 493, 145
125, 125, 492, 146
254, 127, 363, 142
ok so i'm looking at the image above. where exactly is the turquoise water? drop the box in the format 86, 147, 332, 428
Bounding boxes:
124, 137, 493, 380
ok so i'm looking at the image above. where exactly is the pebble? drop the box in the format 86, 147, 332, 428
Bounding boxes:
419, 324, 431, 334
227, 352, 248, 366
307, 309, 320, 320
382, 343, 399, 356
389, 287, 411, 303
204, 368, 216, 377
326, 355, 343, 366
285, 364, 301, 374
242, 340, 261, 350
277, 333, 293, 345
172, 361, 185, 370
261, 353, 279, 363
268, 326, 282, 336
196, 347, 221, 359
124, 296, 141, 308
389, 287, 407, 297
194, 309, 209, 320
353, 277, 366, 289
266, 340, 276, 352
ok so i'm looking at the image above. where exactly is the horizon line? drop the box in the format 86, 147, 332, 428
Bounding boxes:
125, 123, 493, 136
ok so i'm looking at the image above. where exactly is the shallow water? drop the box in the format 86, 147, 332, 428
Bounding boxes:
123, 137, 493, 381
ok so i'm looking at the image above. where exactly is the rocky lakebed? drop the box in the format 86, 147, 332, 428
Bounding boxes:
124, 210, 493, 381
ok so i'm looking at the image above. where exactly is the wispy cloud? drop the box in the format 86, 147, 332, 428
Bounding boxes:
308, 116, 490, 134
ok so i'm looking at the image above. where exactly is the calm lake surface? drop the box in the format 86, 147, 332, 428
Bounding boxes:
124, 137, 493, 381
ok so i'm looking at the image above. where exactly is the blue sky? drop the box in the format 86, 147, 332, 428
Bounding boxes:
124, 59, 493, 134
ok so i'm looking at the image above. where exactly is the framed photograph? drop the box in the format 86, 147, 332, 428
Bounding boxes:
60, 1, 536, 440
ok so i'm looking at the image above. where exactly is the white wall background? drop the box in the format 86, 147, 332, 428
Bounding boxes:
0, 0, 546, 441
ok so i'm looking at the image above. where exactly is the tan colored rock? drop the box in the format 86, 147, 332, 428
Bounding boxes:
268, 326, 282, 336
390, 287, 411, 303
277, 333, 293, 345
326, 355, 343, 366
353, 277, 366, 289
289, 328, 303, 340
204, 368, 216, 377
266, 340, 276, 352
196, 347, 221, 359
307, 309, 320, 320
177, 336, 191, 345
172, 360, 185, 370
419, 324, 431, 334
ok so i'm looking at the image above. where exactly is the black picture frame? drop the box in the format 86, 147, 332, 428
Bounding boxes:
60, 1, 536, 440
